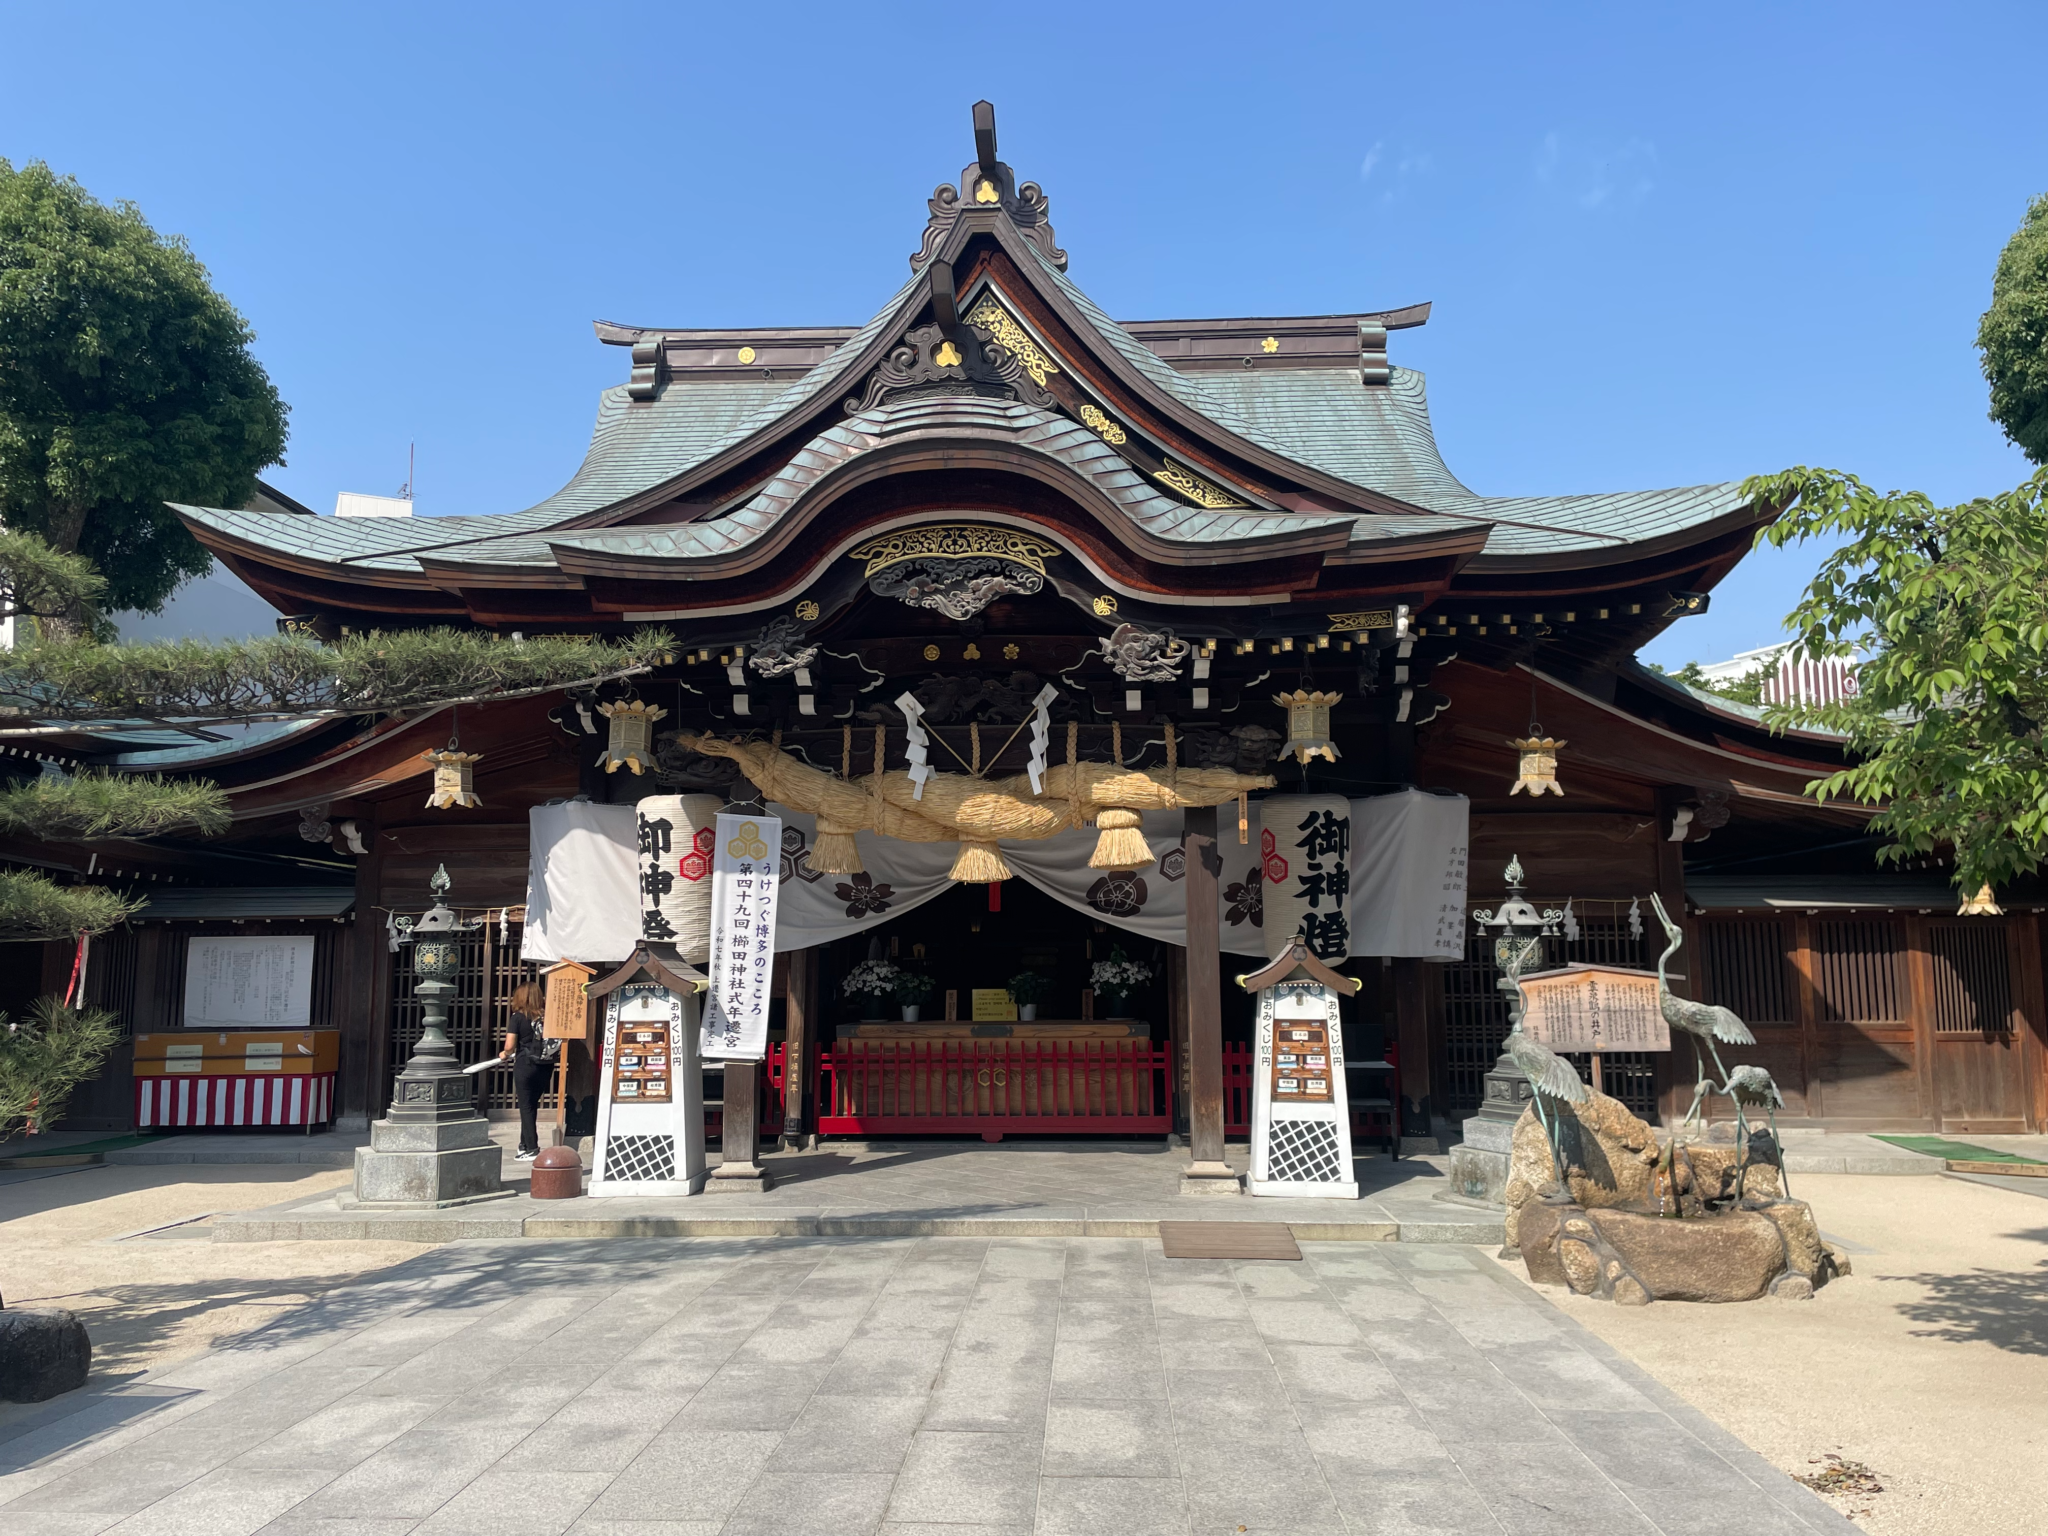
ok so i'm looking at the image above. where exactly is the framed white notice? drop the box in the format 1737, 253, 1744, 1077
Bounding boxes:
183, 936, 315, 1028
702, 812, 781, 1061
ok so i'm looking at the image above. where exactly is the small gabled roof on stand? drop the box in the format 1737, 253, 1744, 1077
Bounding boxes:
587, 943, 707, 999
1235, 937, 1362, 995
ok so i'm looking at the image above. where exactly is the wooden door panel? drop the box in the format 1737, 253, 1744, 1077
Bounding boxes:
1814, 1034, 1921, 1120
1927, 921, 2029, 1131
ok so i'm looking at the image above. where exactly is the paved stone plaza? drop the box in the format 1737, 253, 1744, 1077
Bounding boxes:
0, 1235, 1853, 1536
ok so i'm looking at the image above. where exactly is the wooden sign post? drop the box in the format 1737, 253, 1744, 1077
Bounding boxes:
1515, 965, 1670, 1094
541, 960, 595, 1147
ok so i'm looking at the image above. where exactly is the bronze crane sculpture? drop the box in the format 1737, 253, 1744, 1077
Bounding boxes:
1649, 892, 1754, 1083
1720, 1063, 1788, 1200
1506, 979, 1590, 1192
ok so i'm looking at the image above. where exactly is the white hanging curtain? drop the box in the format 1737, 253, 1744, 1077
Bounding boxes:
524, 792, 1466, 962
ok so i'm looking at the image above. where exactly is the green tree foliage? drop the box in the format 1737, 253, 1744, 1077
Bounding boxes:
1979, 193, 2048, 465
0, 872, 141, 941
0, 770, 228, 839
0, 996, 121, 1139
1746, 464, 2048, 897
1643, 660, 1766, 706
0, 529, 107, 630
3, 625, 674, 728
0, 159, 288, 617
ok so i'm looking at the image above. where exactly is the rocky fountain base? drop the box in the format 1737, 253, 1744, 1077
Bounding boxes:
1503, 1092, 1847, 1305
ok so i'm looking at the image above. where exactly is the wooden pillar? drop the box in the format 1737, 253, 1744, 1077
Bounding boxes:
782, 946, 813, 1149
1181, 806, 1238, 1191
1167, 944, 1190, 1137
1392, 957, 1431, 1137
341, 806, 387, 1127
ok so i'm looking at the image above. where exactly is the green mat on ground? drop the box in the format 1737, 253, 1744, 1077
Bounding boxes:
1871, 1135, 2047, 1165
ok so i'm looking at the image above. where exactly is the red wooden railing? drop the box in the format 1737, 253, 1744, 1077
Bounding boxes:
1224, 1042, 1254, 1136
816, 1038, 1171, 1137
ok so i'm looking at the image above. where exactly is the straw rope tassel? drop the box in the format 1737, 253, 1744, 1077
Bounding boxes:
971, 721, 981, 776
1066, 722, 1080, 830
841, 725, 852, 781
1112, 719, 1124, 767
1238, 790, 1249, 845
813, 724, 874, 876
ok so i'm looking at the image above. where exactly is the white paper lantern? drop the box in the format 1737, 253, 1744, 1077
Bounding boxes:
635, 794, 723, 963
1260, 793, 1352, 962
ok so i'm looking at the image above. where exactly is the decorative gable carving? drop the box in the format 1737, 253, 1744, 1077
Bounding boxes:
842, 322, 1053, 415
910, 103, 1066, 274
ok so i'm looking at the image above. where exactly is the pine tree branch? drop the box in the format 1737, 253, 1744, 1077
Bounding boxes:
0, 531, 108, 625
0, 871, 141, 940
0, 627, 674, 726
0, 772, 229, 839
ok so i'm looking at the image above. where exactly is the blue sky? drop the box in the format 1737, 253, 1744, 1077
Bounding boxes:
4, 1, 2043, 662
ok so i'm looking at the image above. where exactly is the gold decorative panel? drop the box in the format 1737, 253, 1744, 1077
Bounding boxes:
964, 297, 1060, 386
847, 525, 1064, 577
1077, 403, 1129, 445
1153, 461, 1248, 510
1325, 610, 1394, 632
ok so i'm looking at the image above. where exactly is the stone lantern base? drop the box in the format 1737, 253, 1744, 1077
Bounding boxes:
344, 1115, 512, 1209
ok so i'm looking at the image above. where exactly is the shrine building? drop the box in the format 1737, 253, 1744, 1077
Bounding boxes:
23, 103, 2046, 1148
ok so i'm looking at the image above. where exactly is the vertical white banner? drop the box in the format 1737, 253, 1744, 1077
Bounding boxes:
1261, 795, 1353, 962
702, 812, 782, 1060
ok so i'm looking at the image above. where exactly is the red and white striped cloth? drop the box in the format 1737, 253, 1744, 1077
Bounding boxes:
134, 1073, 335, 1128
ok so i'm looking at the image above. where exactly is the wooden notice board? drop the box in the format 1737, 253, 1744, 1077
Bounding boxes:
1516, 965, 1670, 1052
542, 960, 596, 1040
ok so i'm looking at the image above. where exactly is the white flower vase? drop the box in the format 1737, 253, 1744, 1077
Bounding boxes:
1019, 1004, 1038, 1021
900, 1005, 921, 1022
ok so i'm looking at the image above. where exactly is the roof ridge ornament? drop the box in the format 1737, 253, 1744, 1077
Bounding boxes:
911, 100, 1067, 274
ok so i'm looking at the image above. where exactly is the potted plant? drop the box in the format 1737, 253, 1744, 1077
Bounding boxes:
1007, 970, 1053, 1022
892, 967, 935, 1022
841, 959, 902, 1021
1089, 946, 1151, 1018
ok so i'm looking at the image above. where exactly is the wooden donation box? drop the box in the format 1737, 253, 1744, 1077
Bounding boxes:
132, 1030, 340, 1128
590, 980, 706, 1195
1250, 981, 1358, 1198
1515, 965, 1671, 1053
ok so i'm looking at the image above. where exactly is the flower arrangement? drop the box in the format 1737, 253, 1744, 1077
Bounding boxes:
841, 960, 903, 1002
1007, 971, 1053, 1006
1089, 946, 1151, 1015
891, 968, 935, 1005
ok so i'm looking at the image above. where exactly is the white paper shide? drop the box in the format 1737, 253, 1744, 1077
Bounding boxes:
702, 812, 781, 1060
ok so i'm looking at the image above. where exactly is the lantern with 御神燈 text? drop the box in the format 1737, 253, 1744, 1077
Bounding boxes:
1273, 689, 1342, 765
598, 699, 668, 774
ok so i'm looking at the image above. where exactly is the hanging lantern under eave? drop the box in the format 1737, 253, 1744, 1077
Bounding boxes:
1958, 883, 2003, 916
1273, 689, 1342, 765
597, 699, 668, 775
422, 749, 483, 809
1507, 736, 1566, 797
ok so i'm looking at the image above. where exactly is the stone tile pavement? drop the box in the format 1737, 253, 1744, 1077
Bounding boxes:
0, 1235, 1855, 1536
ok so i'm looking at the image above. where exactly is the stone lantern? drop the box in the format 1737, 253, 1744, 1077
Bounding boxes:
1447, 855, 1567, 1207
348, 864, 510, 1208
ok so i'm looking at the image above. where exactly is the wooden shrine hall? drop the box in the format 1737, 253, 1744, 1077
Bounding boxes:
25, 102, 2048, 1146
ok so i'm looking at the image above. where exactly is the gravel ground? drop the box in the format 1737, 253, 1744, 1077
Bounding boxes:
0, 1163, 428, 1400
1492, 1171, 2048, 1536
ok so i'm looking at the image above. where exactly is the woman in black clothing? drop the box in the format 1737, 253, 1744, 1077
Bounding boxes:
500, 981, 551, 1161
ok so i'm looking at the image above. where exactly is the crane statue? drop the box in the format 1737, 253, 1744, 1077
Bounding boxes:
1649, 893, 1754, 1083
1506, 978, 1590, 1193
1649, 892, 1760, 1215
1721, 1064, 1788, 1200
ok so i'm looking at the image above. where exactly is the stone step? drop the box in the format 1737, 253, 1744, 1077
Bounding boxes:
209, 1197, 1504, 1246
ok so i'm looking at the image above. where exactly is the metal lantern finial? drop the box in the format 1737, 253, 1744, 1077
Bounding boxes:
597, 698, 668, 774
1507, 735, 1565, 796
1273, 688, 1342, 765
